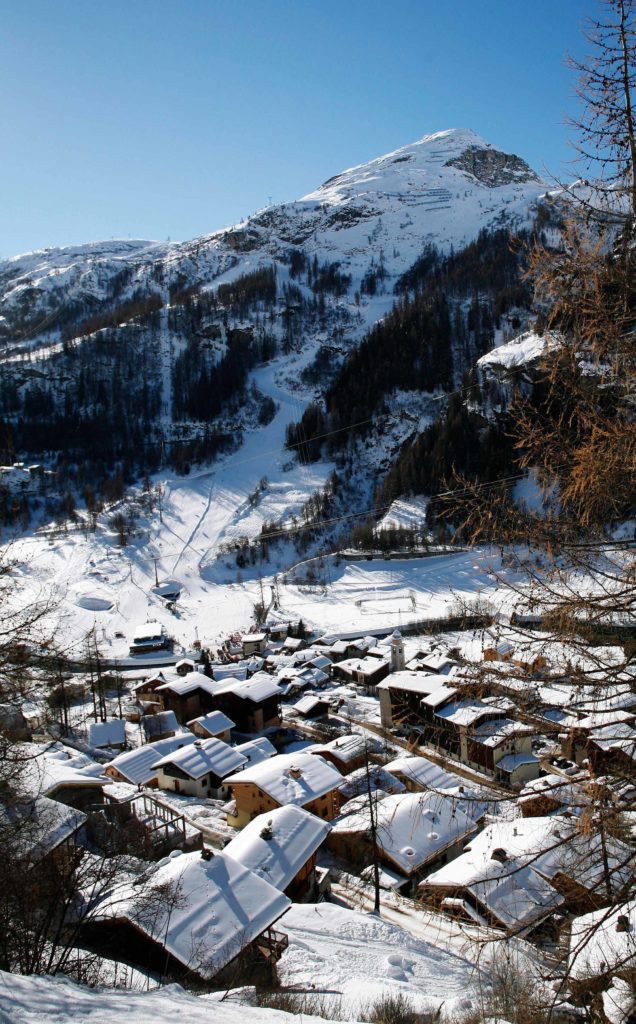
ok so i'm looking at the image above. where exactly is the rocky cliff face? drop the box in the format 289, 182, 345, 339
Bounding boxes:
446, 145, 540, 187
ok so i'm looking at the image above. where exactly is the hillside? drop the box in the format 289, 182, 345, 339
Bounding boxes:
0, 129, 547, 531
0, 128, 555, 651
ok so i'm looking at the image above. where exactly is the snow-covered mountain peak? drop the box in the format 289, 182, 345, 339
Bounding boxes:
306, 128, 540, 204
0, 128, 547, 352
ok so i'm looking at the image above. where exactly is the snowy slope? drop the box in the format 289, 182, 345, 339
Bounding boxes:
0, 969, 330, 1024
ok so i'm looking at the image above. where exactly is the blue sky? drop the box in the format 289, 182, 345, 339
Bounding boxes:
1, 0, 599, 257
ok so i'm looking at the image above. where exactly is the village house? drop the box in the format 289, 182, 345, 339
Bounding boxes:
344, 636, 381, 660
212, 664, 248, 683
22, 742, 108, 811
175, 657, 196, 676
87, 719, 127, 752
567, 900, 636, 1006
105, 734, 196, 788
154, 672, 220, 724
234, 736, 277, 766
420, 816, 635, 934
222, 804, 331, 901
129, 622, 171, 655
242, 633, 268, 658
188, 709, 235, 742
468, 718, 540, 787
407, 651, 458, 676
133, 670, 171, 706
330, 655, 390, 693
225, 751, 342, 828
329, 791, 477, 896
483, 632, 547, 674
309, 734, 368, 775
560, 711, 636, 774
321, 638, 350, 662
518, 773, 590, 818
142, 709, 179, 742
377, 672, 448, 729
379, 673, 539, 783
292, 666, 330, 692
559, 708, 636, 764
338, 764, 406, 802
483, 638, 516, 663
2, 794, 87, 865
87, 849, 291, 986
281, 635, 307, 655
389, 681, 540, 786
585, 722, 636, 777
208, 674, 282, 733
152, 737, 248, 798
296, 651, 333, 672
291, 694, 332, 719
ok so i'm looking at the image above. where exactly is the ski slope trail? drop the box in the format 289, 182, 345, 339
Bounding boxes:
166, 355, 333, 578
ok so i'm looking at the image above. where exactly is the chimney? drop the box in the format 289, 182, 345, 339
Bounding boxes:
289, 766, 302, 780
491, 848, 508, 863
201, 847, 213, 861
260, 820, 274, 841
616, 915, 630, 933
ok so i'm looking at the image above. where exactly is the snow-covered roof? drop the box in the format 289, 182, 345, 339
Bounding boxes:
101, 850, 290, 979
20, 741, 107, 798
296, 666, 330, 687
223, 805, 330, 891
306, 655, 332, 671
132, 622, 164, 643
153, 737, 248, 780
1, 795, 86, 860
576, 709, 636, 731
361, 862, 409, 891
589, 722, 636, 760
332, 791, 476, 875
106, 734, 196, 785
334, 656, 388, 677
234, 736, 277, 766
187, 710, 235, 735
311, 733, 366, 765
88, 718, 126, 748
292, 694, 329, 715
569, 901, 636, 981
282, 637, 305, 652
142, 710, 179, 739
213, 672, 281, 702
423, 816, 633, 915
496, 752, 540, 774
471, 718, 533, 747
225, 751, 342, 807
339, 764, 406, 800
434, 698, 503, 727
420, 685, 458, 709
519, 773, 589, 809
376, 672, 443, 696
385, 755, 463, 791
211, 665, 248, 682
155, 671, 218, 697
416, 653, 457, 675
